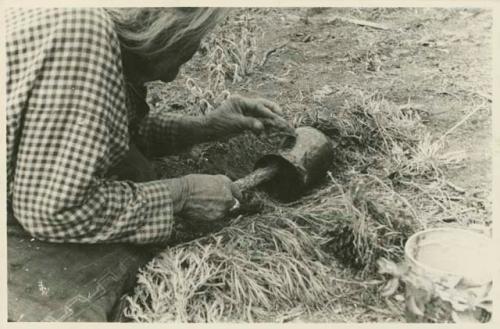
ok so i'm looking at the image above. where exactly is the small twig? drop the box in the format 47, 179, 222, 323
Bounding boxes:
439, 102, 486, 143
331, 277, 383, 286
260, 41, 288, 67
329, 17, 392, 30
444, 180, 466, 194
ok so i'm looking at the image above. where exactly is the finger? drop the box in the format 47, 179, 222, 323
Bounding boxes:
229, 198, 241, 212
228, 96, 290, 133
259, 117, 295, 134
257, 98, 283, 115
230, 182, 243, 201
239, 97, 283, 120
234, 115, 264, 133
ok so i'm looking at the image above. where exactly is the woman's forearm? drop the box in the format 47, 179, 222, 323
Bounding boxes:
134, 94, 291, 157
135, 112, 215, 157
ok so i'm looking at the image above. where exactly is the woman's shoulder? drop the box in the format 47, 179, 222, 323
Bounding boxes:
57, 8, 115, 32
7, 8, 116, 41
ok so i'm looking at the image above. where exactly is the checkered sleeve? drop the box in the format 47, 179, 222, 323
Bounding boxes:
136, 112, 206, 157
7, 8, 175, 244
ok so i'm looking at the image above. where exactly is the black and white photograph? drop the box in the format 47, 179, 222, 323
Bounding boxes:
3, 2, 496, 324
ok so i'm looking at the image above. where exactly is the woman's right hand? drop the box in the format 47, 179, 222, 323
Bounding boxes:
174, 174, 242, 222
203, 95, 295, 138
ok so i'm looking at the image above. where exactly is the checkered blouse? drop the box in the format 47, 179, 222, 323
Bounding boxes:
6, 8, 187, 244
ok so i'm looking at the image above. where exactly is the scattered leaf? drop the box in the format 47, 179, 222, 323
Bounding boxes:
451, 310, 480, 323
380, 277, 400, 297
377, 258, 407, 277
406, 294, 425, 316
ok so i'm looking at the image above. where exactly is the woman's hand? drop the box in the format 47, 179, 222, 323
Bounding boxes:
173, 174, 242, 222
203, 95, 295, 139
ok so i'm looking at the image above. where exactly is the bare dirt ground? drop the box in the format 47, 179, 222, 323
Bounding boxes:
153, 7, 491, 202
257, 7, 491, 197
127, 8, 492, 322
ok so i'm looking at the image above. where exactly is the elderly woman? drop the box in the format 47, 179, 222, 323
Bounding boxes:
6, 7, 289, 321
7, 7, 289, 244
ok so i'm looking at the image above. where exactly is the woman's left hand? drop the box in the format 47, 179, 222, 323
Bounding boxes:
203, 95, 295, 139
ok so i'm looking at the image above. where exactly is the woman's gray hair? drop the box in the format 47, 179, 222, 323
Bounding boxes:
105, 7, 227, 59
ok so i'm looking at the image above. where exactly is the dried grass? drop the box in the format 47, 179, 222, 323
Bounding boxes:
125, 8, 491, 323
182, 11, 263, 114
124, 84, 469, 321
125, 214, 354, 322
